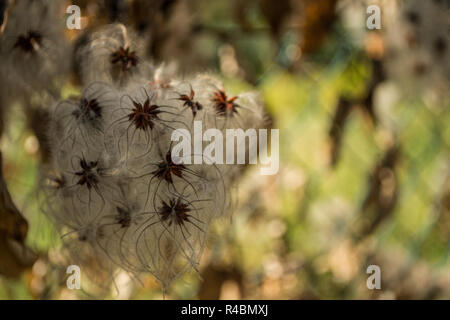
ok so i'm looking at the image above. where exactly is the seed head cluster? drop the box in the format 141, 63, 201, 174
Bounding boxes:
45, 22, 268, 289
0, 0, 268, 292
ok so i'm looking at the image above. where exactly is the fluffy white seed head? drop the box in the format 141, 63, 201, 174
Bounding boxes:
0, 0, 70, 92
45, 25, 269, 290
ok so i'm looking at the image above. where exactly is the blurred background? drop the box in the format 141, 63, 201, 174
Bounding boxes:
0, 0, 449, 299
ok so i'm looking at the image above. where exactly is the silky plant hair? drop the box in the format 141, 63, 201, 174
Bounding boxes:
77, 23, 149, 87
0, 0, 71, 142
43, 22, 269, 292
0, 0, 70, 93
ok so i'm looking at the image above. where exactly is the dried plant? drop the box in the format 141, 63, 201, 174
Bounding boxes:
45, 26, 268, 290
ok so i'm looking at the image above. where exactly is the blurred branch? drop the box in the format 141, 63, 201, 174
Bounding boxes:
328, 58, 385, 166
352, 143, 400, 241
0, 152, 37, 278
0, 0, 9, 35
